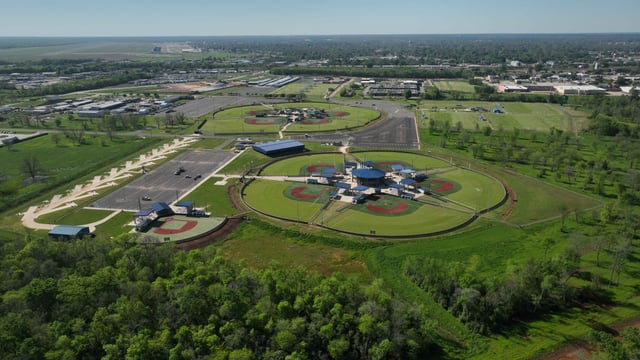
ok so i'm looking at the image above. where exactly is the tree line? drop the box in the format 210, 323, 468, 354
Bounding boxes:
0, 232, 438, 359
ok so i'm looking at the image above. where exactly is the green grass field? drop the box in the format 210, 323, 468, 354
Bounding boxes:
270, 80, 312, 95
219, 221, 371, 278
417, 101, 589, 132
497, 170, 601, 225
0, 135, 161, 216
432, 80, 477, 93
201, 102, 380, 134
259, 153, 346, 176
305, 83, 336, 101
430, 168, 506, 210
352, 151, 452, 171
183, 177, 240, 217
321, 199, 472, 236
245, 151, 506, 236
244, 179, 328, 221
35, 208, 114, 226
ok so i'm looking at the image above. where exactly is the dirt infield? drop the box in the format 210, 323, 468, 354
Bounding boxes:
245, 118, 282, 125
306, 164, 336, 173
431, 179, 454, 192
176, 185, 246, 250
366, 196, 409, 214
153, 217, 198, 235
291, 186, 331, 200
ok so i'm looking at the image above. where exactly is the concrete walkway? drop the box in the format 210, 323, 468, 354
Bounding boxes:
21, 136, 200, 232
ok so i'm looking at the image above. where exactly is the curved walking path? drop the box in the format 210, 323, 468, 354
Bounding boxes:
21, 136, 200, 232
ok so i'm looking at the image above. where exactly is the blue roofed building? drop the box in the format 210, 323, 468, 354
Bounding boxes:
48, 225, 91, 240
252, 140, 305, 156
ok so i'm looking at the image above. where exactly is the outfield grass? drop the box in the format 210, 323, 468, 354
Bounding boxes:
244, 179, 329, 221
352, 151, 452, 170
259, 153, 346, 176
201, 102, 380, 134
433, 80, 476, 93
321, 200, 472, 236
434, 168, 506, 210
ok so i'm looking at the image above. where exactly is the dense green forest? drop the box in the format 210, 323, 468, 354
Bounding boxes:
0, 229, 436, 359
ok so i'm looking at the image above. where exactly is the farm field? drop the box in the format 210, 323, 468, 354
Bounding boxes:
417, 101, 589, 132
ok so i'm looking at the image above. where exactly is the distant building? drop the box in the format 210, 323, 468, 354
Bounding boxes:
555, 85, 606, 95
498, 85, 529, 93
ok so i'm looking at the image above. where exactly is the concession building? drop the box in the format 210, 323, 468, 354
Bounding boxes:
252, 139, 305, 156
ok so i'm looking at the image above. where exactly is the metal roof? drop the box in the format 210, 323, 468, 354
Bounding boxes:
400, 178, 417, 185
252, 139, 305, 155
353, 185, 369, 192
134, 208, 154, 217
49, 225, 90, 236
335, 182, 351, 190
352, 168, 386, 179
175, 200, 195, 207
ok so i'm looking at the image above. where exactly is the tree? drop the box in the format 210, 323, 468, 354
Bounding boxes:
51, 133, 61, 146
22, 155, 42, 183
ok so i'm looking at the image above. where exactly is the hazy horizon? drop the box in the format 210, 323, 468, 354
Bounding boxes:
2, 0, 639, 37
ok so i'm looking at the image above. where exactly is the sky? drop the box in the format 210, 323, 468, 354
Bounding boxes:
1, 0, 639, 37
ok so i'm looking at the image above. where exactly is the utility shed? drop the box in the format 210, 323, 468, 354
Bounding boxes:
252, 140, 305, 156
48, 225, 91, 240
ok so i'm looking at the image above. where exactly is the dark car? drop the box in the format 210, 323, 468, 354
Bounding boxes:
142, 196, 151, 201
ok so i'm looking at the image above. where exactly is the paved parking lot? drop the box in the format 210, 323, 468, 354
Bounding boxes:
90, 149, 235, 211
293, 99, 420, 149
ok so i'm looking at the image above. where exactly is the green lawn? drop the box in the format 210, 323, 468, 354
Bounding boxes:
244, 180, 328, 221
259, 153, 346, 176
35, 208, 114, 226
305, 83, 336, 101
322, 200, 472, 236
433, 80, 477, 93
497, 170, 602, 225
433, 168, 506, 210
0, 135, 161, 215
201, 102, 380, 134
183, 177, 240, 217
351, 151, 452, 171
417, 101, 589, 132
270, 80, 312, 95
